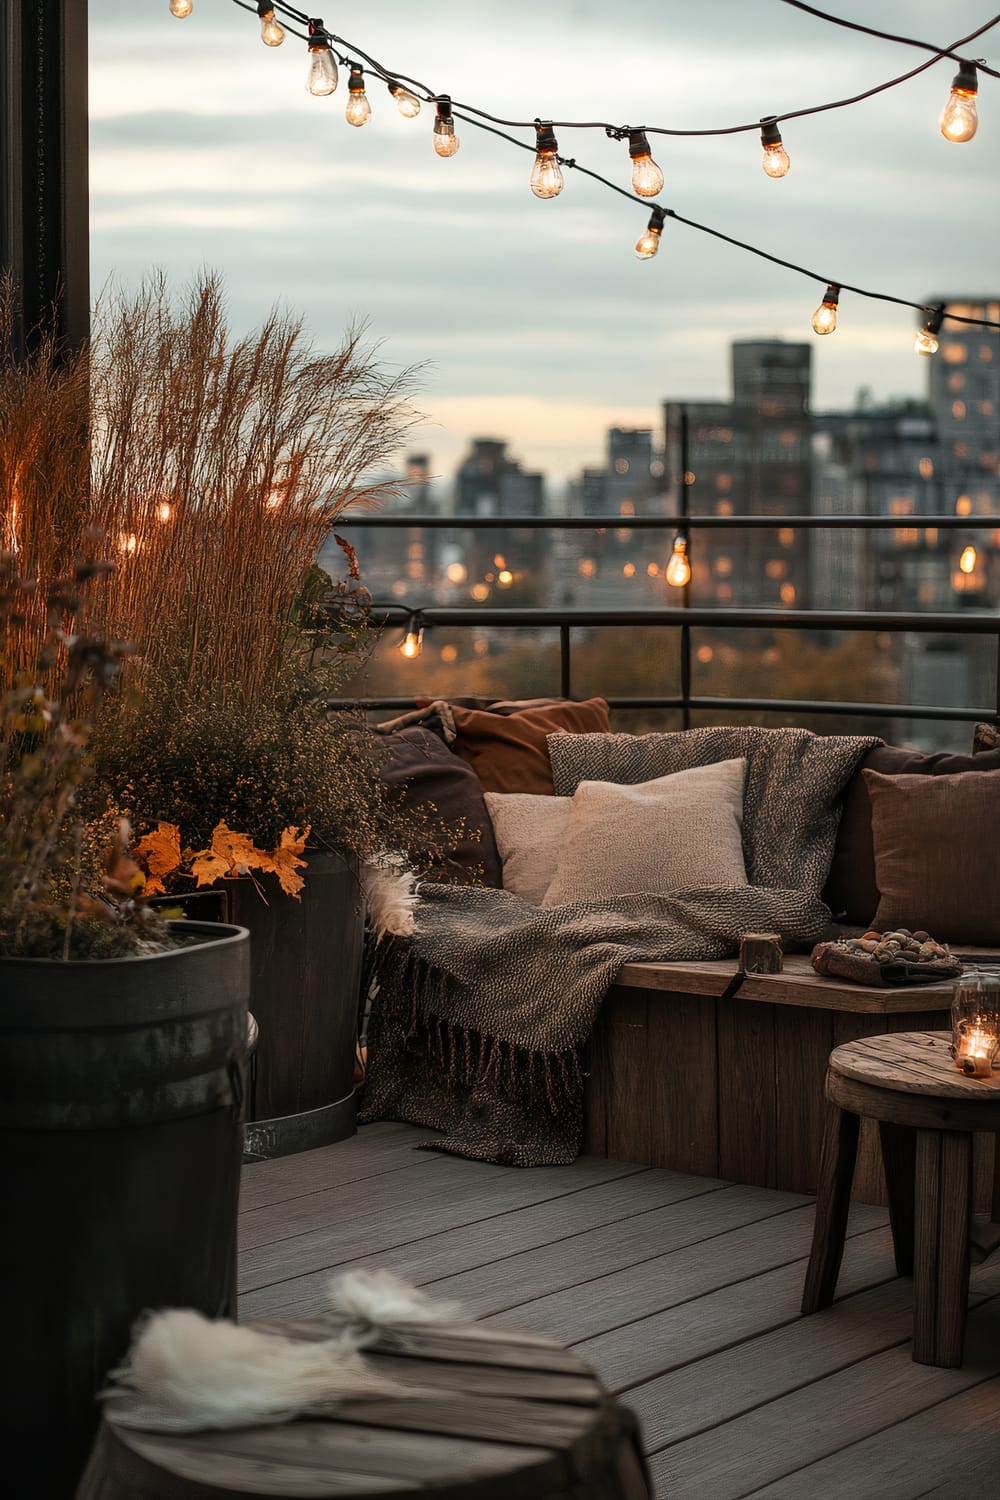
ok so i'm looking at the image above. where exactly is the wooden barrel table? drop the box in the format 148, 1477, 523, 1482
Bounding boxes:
76, 1313, 651, 1499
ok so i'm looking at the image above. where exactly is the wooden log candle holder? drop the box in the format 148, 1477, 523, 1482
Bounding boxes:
739, 932, 784, 974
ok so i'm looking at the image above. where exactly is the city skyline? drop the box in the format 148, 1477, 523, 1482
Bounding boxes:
89, 2, 1000, 481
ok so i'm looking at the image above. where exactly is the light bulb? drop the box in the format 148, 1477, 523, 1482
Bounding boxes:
389, 83, 421, 118
433, 97, 460, 157
531, 123, 564, 199
914, 305, 945, 357
666, 536, 691, 588
306, 25, 338, 96
258, 6, 284, 46
959, 545, 977, 573
400, 624, 423, 658
345, 67, 371, 126
635, 208, 665, 260
169, 0, 192, 15
811, 284, 839, 335
760, 116, 790, 178
157, 501, 173, 523
940, 63, 979, 142
628, 130, 664, 197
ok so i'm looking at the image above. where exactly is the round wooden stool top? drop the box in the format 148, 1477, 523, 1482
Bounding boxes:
826, 1032, 1000, 1131
77, 1315, 650, 1500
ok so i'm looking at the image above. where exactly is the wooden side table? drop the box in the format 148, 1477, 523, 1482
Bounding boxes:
802, 1031, 1000, 1367
77, 1315, 651, 1500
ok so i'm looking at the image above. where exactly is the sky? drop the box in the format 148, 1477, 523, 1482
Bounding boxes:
88, 1, 1000, 486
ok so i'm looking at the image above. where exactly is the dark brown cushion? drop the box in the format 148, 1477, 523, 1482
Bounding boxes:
823, 744, 1000, 925
865, 767, 1000, 944
448, 698, 612, 795
376, 725, 501, 886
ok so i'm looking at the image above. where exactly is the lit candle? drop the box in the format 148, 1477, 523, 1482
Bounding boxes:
955, 1020, 997, 1078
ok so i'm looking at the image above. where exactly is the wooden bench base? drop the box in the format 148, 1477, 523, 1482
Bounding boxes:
585, 953, 1000, 1210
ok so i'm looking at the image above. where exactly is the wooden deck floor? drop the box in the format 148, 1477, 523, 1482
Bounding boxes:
238, 1123, 1000, 1499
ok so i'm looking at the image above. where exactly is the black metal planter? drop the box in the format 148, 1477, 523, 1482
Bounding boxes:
0, 919, 250, 1498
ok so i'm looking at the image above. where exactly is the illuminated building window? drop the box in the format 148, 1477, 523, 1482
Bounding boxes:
717, 582, 733, 602
407, 543, 423, 560
917, 580, 936, 606
619, 499, 635, 517
715, 556, 733, 576
778, 527, 795, 547
716, 499, 733, 516
894, 528, 919, 545
956, 495, 972, 515
953, 442, 968, 460
925, 527, 939, 545
782, 474, 800, 494
779, 582, 796, 605
979, 345, 994, 363
391, 580, 407, 597
948, 372, 966, 392
942, 343, 968, 364
918, 457, 934, 478
445, 561, 467, 584
979, 400, 995, 416
952, 400, 967, 420
406, 561, 424, 579
440, 644, 458, 663
623, 562, 636, 578
979, 452, 997, 469
765, 559, 786, 579
716, 473, 732, 492
473, 638, 489, 656
889, 497, 914, 516
779, 430, 798, 449
615, 458, 629, 475
696, 645, 714, 664
578, 558, 596, 578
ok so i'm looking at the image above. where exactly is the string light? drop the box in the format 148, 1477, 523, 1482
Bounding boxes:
760, 117, 790, 178
157, 501, 174, 523
389, 81, 422, 118
914, 304, 945, 355
305, 19, 338, 95
628, 130, 664, 197
345, 66, 371, 126
257, 2, 284, 45
433, 96, 460, 157
665, 534, 691, 588
530, 122, 564, 199
635, 207, 666, 260
811, 284, 840, 334
959, 544, 978, 572
169, 0, 192, 15
940, 61, 979, 141
399, 613, 424, 658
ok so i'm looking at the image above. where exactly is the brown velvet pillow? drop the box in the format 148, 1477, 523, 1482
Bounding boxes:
865, 767, 1000, 944
375, 725, 502, 886
449, 698, 612, 795
823, 743, 1000, 925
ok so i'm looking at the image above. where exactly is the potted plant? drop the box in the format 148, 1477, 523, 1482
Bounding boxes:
0, 551, 250, 1498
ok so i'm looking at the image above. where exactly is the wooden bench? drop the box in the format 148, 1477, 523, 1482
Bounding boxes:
584, 950, 1000, 1211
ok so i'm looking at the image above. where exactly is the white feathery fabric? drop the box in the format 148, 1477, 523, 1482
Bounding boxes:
361, 854, 419, 939
328, 1268, 464, 1341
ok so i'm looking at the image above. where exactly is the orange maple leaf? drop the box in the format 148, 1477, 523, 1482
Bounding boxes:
134, 822, 182, 896
190, 821, 273, 893
257, 824, 310, 900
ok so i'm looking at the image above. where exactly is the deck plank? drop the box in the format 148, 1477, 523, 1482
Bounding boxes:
238, 1122, 439, 1213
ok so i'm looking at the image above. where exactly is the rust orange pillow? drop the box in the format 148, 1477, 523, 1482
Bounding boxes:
449, 698, 611, 794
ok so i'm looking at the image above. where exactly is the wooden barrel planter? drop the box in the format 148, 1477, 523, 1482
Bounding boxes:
228, 851, 364, 1161
0, 919, 249, 1499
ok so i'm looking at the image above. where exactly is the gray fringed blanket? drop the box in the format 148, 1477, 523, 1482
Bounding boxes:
360, 728, 881, 1166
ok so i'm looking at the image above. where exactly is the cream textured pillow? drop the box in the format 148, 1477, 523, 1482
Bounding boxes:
483, 792, 572, 906
541, 758, 748, 906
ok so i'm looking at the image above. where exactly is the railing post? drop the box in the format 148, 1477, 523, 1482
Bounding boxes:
559, 623, 571, 699
679, 406, 692, 730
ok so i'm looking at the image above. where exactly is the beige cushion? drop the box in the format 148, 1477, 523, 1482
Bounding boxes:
484, 792, 572, 906
541, 758, 748, 906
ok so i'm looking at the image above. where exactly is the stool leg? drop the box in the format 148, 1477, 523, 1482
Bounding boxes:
912, 1129, 972, 1368
802, 1099, 860, 1315
879, 1121, 916, 1277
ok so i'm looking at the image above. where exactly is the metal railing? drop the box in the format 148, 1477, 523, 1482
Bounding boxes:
335, 512, 1000, 730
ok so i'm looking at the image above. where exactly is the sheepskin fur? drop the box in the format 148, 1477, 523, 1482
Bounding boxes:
361, 854, 419, 939
329, 1268, 464, 1339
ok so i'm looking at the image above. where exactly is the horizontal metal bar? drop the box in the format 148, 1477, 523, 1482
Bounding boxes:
328, 696, 994, 724
340, 513, 1000, 531
365, 604, 1000, 635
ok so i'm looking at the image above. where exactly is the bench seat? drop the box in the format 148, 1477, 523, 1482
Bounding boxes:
585, 950, 1000, 1208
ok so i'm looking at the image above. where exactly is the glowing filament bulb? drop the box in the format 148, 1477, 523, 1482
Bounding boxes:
400, 622, 423, 658
915, 305, 945, 356
345, 67, 371, 126
433, 96, 460, 157
811, 284, 840, 335
959, 545, 977, 573
306, 23, 338, 96
940, 63, 979, 142
628, 130, 664, 197
760, 116, 790, 178
531, 123, 564, 199
157, 501, 173, 523
257, 3, 284, 45
389, 82, 421, 118
635, 207, 665, 260
169, 0, 192, 15
666, 535, 691, 588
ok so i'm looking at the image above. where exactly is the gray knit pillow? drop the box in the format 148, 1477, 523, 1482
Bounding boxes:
541, 760, 748, 906
484, 791, 571, 906
548, 725, 880, 893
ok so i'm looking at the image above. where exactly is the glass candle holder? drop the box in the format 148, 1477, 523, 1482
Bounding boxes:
950, 971, 1000, 1078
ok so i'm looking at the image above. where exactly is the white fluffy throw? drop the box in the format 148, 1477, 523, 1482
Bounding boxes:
361, 854, 419, 939
102, 1269, 465, 1433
